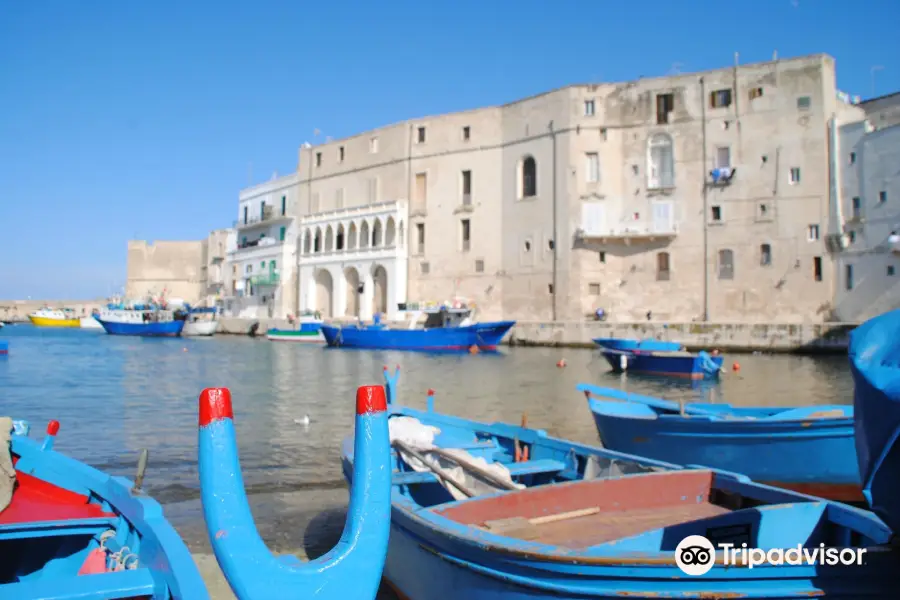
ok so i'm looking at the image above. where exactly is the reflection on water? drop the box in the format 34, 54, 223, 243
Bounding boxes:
0, 326, 853, 596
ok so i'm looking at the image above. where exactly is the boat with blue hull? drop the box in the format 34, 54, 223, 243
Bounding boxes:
592, 337, 683, 352
338, 368, 900, 599
850, 308, 900, 533
321, 307, 515, 352
580, 384, 861, 502
1, 417, 208, 598
196, 384, 391, 599
0, 340, 7, 356
600, 347, 724, 380
266, 312, 325, 343
96, 306, 187, 337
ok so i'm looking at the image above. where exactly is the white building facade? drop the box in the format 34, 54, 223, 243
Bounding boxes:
298, 200, 409, 321
225, 173, 301, 319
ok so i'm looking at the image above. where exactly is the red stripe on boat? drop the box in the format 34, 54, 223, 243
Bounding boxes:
199, 388, 234, 427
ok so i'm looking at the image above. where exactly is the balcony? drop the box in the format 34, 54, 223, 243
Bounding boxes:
249, 272, 280, 287
235, 205, 292, 230
576, 223, 678, 245
230, 238, 285, 258
706, 167, 736, 188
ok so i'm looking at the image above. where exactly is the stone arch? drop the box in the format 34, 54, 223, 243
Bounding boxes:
315, 269, 334, 317
336, 223, 345, 251
385, 217, 397, 247
372, 218, 383, 247
324, 225, 334, 252
344, 267, 361, 318
359, 220, 370, 249
372, 264, 388, 316
313, 227, 322, 253
347, 222, 358, 250
302, 229, 311, 254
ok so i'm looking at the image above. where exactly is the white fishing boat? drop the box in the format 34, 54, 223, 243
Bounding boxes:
80, 310, 103, 330
182, 307, 219, 337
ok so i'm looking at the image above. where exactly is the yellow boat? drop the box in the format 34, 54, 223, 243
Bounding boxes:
27, 308, 81, 328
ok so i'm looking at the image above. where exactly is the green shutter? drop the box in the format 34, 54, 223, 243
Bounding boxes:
279, 226, 286, 241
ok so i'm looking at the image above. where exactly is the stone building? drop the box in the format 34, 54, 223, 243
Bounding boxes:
125, 240, 208, 303
294, 53, 863, 323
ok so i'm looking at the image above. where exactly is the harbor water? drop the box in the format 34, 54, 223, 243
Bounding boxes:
0, 325, 853, 598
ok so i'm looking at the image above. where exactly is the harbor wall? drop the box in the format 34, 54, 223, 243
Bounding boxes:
216, 317, 858, 353
1, 300, 107, 322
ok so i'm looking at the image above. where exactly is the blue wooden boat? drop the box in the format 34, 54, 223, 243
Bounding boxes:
196, 384, 391, 599
600, 347, 724, 380
2, 417, 208, 598
96, 307, 187, 337
580, 383, 861, 502
592, 337, 683, 352
338, 368, 900, 599
850, 308, 900, 532
321, 307, 515, 352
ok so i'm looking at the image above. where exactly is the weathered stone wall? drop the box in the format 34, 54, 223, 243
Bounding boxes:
0, 300, 106, 322
126, 240, 207, 303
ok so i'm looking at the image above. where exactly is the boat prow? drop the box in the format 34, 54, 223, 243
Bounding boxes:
197, 385, 391, 598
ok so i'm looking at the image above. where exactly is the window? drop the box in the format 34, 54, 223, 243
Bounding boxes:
656, 93, 674, 124
416, 223, 425, 255
888, 265, 896, 277
711, 205, 722, 222
548, 239, 555, 251
813, 256, 823, 282
760, 243, 772, 266
715, 146, 731, 169
880, 191, 888, 204
758, 203, 769, 218
848, 230, 856, 244
548, 284, 554, 294
845, 264, 854, 290
524, 240, 532, 252
584, 99, 595, 116
520, 156, 537, 198
850, 152, 856, 165
417, 126, 426, 143
420, 262, 430, 275
281, 195, 286, 215
335, 188, 344, 209
588, 283, 601, 295
718, 249, 734, 279
414, 172, 427, 209
462, 126, 470, 141
852, 197, 861, 219
808, 224, 820, 241
789, 167, 801, 184
260, 202, 266, 219
315, 152, 322, 167
710, 89, 733, 108
339, 146, 345, 162
461, 170, 472, 205
598, 251, 606, 263
647, 133, 675, 189
585, 152, 600, 183
475, 259, 484, 273
370, 137, 379, 153
656, 252, 671, 281
460, 219, 471, 252
243, 206, 248, 224
279, 226, 286, 242
797, 96, 811, 110
749, 87, 764, 100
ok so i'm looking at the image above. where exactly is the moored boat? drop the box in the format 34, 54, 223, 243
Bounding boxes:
321, 305, 515, 352
80, 309, 104, 330
266, 311, 324, 342
339, 368, 900, 599
182, 307, 219, 337
0, 340, 7, 356
96, 307, 187, 337
600, 347, 724, 380
27, 307, 80, 328
197, 385, 391, 598
592, 337, 683, 352
1, 417, 209, 598
580, 383, 861, 502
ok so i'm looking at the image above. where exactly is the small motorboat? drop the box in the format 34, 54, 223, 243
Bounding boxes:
342, 367, 900, 599
197, 384, 391, 599
182, 307, 219, 337
581, 383, 861, 502
266, 311, 324, 343
600, 347, 724, 380
592, 337, 683, 352
1, 417, 209, 598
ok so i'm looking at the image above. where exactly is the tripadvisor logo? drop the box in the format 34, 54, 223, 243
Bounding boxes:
675, 535, 867, 576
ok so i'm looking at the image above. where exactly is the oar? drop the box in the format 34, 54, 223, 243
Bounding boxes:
427, 447, 519, 491
392, 439, 475, 498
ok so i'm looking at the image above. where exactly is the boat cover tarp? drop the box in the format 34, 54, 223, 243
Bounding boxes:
0, 418, 16, 513
389, 416, 524, 501
850, 309, 900, 533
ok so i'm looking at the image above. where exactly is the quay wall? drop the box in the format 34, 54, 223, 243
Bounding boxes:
1, 300, 107, 322
216, 317, 858, 353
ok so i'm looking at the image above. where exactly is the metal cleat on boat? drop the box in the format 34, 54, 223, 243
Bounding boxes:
197, 385, 391, 599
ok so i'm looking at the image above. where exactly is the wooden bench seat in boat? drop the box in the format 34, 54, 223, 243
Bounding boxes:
393, 458, 566, 487
433, 469, 732, 548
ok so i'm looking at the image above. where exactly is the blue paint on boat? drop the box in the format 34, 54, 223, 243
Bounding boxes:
0, 340, 7, 356
339, 370, 900, 599
851, 308, 900, 533
2, 418, 208, 598
321, 319, 515, 352
601, 348, 724, 380
580, 383, 861, 501
197, 385, 391, 599
592, 337, 683, 352
96, 318, 186, 337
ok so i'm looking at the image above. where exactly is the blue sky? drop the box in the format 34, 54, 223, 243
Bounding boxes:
1, 0, 898, 300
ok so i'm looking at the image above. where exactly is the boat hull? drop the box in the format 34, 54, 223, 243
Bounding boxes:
182, 320, 218, 336
0, 340, 7, 355
79, 316, 103, 330
97, 318, 185, 337
28, 316, 80, 328
266, 327, 324, 343
592, 337, 682, 352
321, 321, 516, 352
587, 397, 861, 502
601, 349, 723, 380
